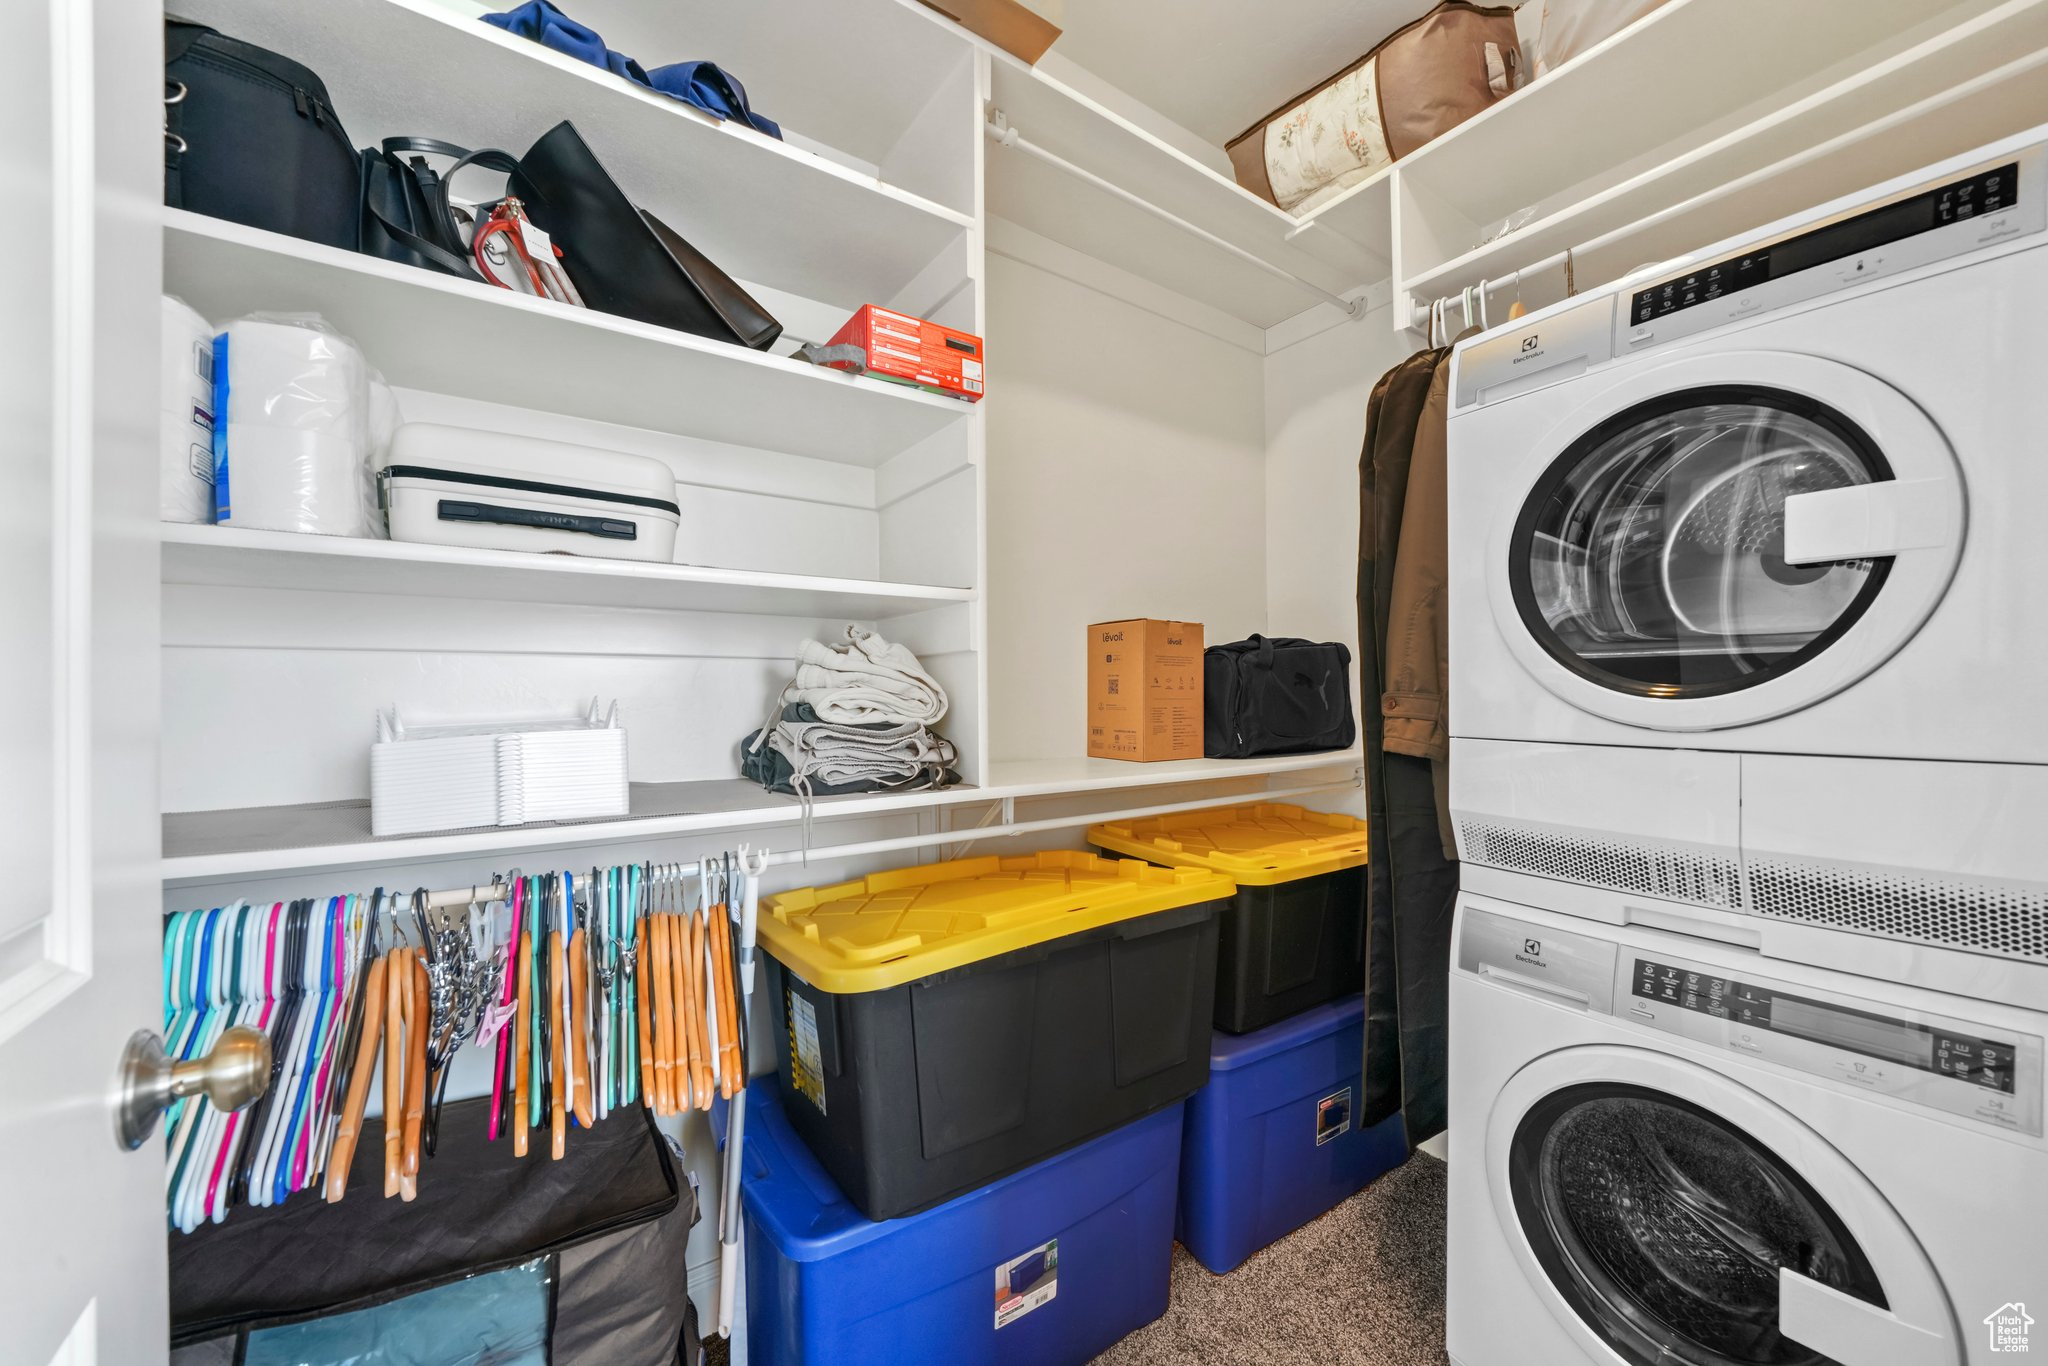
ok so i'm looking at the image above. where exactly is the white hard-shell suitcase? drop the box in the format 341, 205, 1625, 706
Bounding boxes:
382, 422, 680, 562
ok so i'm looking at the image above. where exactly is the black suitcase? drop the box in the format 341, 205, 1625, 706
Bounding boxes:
1204, 635, 1357, 758
164, 20, 361, 252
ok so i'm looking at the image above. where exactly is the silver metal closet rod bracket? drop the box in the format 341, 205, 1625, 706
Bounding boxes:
983, 108, 1368, 321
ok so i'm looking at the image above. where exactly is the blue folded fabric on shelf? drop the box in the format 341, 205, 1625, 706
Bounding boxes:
482, 1, 782, 139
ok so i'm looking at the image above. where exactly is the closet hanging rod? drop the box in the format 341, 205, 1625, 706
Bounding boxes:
1410, 39, 2048, 339
984, 111, 1368, 319
411, 769, 1364, 908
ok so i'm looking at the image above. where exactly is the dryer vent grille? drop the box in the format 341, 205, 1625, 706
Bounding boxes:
1458, 819, 1739, 908
1746, 858, 2048, 962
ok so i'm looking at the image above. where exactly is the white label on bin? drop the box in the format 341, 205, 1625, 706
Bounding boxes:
789, 988, 826, 1115
1316, 1087, 1352, 1146
995, 1237, 1059, 1329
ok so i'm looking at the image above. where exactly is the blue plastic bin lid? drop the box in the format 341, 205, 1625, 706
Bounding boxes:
737, 1078, 1182, 1262
1209, 994, 1365, 1073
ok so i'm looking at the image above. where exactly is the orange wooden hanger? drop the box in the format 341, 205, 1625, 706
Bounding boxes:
400, 952, 428, 1200
382, 946, 407, 1198
326, 951, 386, 1202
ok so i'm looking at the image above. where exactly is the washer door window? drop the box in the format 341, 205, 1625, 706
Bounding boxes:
1513, 388, 1893, 699
1510, 1083, 1885, 1366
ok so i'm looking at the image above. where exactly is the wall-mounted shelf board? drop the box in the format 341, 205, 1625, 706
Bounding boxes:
165, 211, 971, 467
1394, 0, 2004, 233
167, 0, 975, 305
1403, 1, 2048, 315
162, 751, 1363, 883
161, 525, 977, 619
987, 750, 1363, 801
161, 780, 991, 884
985, 59, 1388, 330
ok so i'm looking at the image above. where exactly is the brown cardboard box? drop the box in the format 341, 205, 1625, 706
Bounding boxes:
1087, 619, 1204, 762
914, 0, 1062, 64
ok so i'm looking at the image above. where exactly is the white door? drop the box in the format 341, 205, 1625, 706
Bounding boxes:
0, 1, 168, 1362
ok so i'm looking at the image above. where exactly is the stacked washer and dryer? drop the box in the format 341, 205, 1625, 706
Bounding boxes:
1441, 127, 2048, 1366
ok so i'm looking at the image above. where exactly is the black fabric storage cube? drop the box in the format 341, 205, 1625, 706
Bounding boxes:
169, 1096, 696, 1365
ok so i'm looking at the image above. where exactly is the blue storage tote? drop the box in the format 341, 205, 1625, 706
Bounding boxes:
1178, 994, 1408, 1274
740, 1077, 1183, 1366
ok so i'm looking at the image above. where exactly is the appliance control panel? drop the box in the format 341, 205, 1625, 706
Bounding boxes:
1615, 953, 2044, 1138
1614, 142, 2048, 354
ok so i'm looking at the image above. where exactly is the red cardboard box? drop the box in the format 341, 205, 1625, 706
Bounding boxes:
828, 306, 984, 402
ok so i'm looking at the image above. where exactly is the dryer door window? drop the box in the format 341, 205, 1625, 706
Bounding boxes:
1511, 387, 1893, 699
1509, 1082, 1888, 1366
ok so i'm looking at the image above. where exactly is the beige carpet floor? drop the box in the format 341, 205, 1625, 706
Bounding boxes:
706, 1151, 1450, 1366
1094, 1152, 1450, 1366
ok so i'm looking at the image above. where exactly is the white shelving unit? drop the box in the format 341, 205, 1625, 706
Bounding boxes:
966, 0, 2040, 337
164, 211, 971, 467
984, 56, 1387, 329
161, 524, 977, 619
1393, 0, 2048, 324
162, 749, 1365, 883
166, 0, 980, 314
160, 0, 993, 859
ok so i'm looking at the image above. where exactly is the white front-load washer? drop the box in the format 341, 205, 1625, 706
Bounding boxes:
1448, 895, 2048, 1366
1444, 128, 2048, 1005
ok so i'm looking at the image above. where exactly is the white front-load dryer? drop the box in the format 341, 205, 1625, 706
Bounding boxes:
1444, 129, 2048, 1004
1448, 895, 2048, 1366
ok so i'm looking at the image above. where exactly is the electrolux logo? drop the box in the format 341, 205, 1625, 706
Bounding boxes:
1986, 1302, 2033, 1353
1521, 335, 1539, 352
1515, 938, 1546, 968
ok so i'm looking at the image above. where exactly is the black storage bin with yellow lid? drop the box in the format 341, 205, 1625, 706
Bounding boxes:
757, 850, 1232, 1221
1091, 803, 1367, 1034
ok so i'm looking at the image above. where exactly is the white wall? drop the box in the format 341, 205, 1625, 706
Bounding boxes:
1261, 300, 1411, 653
983, 249, 1268, 760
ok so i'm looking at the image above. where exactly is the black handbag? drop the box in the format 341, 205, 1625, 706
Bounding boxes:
1204, 635, 1357, 758
359, 137, 519, 281
163, 21, 360, 251
509, 121, 782, 351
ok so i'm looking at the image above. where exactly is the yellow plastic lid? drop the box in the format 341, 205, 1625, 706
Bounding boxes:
1088, 803, 1368, 885
758, 850, 1235, 994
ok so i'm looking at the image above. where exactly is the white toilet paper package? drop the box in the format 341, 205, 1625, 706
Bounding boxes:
160, 296, 217, 524
212, 313, 394, 537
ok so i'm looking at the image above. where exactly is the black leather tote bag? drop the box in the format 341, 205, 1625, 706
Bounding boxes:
1204, 635, 1357, 758
508, 121, 782, 350
359, 137, 520, 280
164, 21, 360, 251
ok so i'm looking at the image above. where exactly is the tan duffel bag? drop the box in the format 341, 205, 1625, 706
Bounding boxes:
1227, 1, 1522, 214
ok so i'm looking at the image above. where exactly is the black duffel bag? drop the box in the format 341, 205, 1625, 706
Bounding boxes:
1204, 635, 1357, 758
164, 20, 361, 251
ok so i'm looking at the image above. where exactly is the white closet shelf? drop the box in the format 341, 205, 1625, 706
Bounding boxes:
165, 211, 972, 467
985, 750, 1363, 801
160, 780, 990, 884
1400, 0, 2048, 308
161, 752, 1362, 883
166, 0, 976, 306
1394, 0, 2003, 231
984, 60, 1387, 330
160, 525, 977, 620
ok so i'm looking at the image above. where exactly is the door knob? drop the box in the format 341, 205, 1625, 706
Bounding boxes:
116, 1025, 271, 1150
